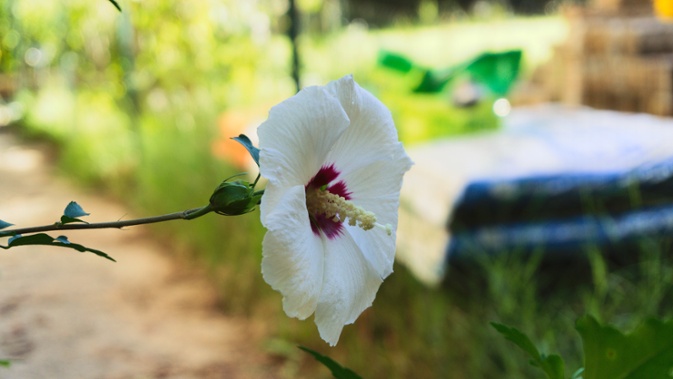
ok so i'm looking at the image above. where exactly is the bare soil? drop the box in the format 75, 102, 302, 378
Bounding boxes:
0, 130, 277, 379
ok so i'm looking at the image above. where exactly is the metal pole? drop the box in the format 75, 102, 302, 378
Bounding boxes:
288, 0, 301, 92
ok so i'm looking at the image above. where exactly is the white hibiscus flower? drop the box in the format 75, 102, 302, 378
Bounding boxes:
258, 75, 413, 346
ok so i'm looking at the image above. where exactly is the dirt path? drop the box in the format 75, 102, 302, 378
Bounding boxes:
0, 130, 276, 378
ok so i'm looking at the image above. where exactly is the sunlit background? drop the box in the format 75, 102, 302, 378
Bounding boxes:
3, 0, 673, 377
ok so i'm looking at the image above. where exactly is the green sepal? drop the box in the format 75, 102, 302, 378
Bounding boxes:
577, 315, 673, 379
232, 134, 260, 167
60, 201, 90, 225
1, 233, 116, 262
0, 220, 13, 230
299, 346, 362, 379
491, 322, 565, 379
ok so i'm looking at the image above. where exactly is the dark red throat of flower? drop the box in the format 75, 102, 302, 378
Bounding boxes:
305, 164, 351, 239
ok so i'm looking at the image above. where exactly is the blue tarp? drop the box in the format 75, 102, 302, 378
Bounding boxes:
447, 156, 673, 259
397, 105, 673, 284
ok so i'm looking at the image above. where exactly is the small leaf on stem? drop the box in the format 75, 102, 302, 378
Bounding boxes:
61, 201, 90, 225
0, 220, 13, 230
1, 233, 116, 262
232, 134, 260, 167
8, 234, 21, 244
64, 201, 90, 218
55, 236, 70, 244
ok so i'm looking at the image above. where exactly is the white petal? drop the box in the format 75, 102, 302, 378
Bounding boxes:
314, 232, 383, 346
325, 75, 405, 175
322, 76, 412, 285
259, 181, 285, 226
341, 146, 413, 279
261, 185, 325, 320
258, 86, 350, 187
344, 145, 413, 210
344, 225, 396, 280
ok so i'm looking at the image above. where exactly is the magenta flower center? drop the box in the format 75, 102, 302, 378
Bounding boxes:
305, 164, 351, 239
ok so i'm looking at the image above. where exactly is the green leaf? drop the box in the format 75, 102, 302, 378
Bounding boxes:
61, 201, 90, 225
1, 233, 116, 262
491, 322, 565, 379
55, 235, 70, 244
299, 346, 362, 379
107, 0, 122, 11
0, 220, 12, 230
7, 234, 21, 244
60, 216, 88, 224
232, 134, 260, 167
571, 368, 585, 379
577, 315, 673, 379
0, 359, 9, 367
64, 201, 90, 218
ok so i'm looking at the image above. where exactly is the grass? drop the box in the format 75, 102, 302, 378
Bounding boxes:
12, 11, 673, 378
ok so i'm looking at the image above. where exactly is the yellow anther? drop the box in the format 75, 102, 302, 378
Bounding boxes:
306, 188, 390, 235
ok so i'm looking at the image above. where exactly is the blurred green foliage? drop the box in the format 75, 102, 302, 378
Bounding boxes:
1, 0, 289, 340
9, 2, 669, 378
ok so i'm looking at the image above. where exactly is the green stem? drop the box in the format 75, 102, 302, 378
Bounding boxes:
0, 205, 213, 237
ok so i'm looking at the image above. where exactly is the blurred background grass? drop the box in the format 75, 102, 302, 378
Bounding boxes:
3, 0, 673, 377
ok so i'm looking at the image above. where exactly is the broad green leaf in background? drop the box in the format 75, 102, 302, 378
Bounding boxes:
491, 322, 565, 379
378, 50, 456, 93
378, 51, 416, 73
0, 233, 116, 262
0, 360, 9, 368
465, 50, 522, 96
60, 201, 90, 225
378, 49, 522, 96
232, 134, 260, 167
413, 68, 456, 94
299, 346, 362, 379
577, 315, 673, 379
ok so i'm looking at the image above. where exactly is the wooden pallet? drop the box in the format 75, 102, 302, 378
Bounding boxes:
592, 0, 652, 14
529, 3, 673, 116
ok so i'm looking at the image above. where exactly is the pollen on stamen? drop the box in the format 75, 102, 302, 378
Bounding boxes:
306, 188, 390, 235
377, 222, 393, 236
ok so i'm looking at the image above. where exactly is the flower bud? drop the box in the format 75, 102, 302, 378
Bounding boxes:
209, 179, 261, 216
